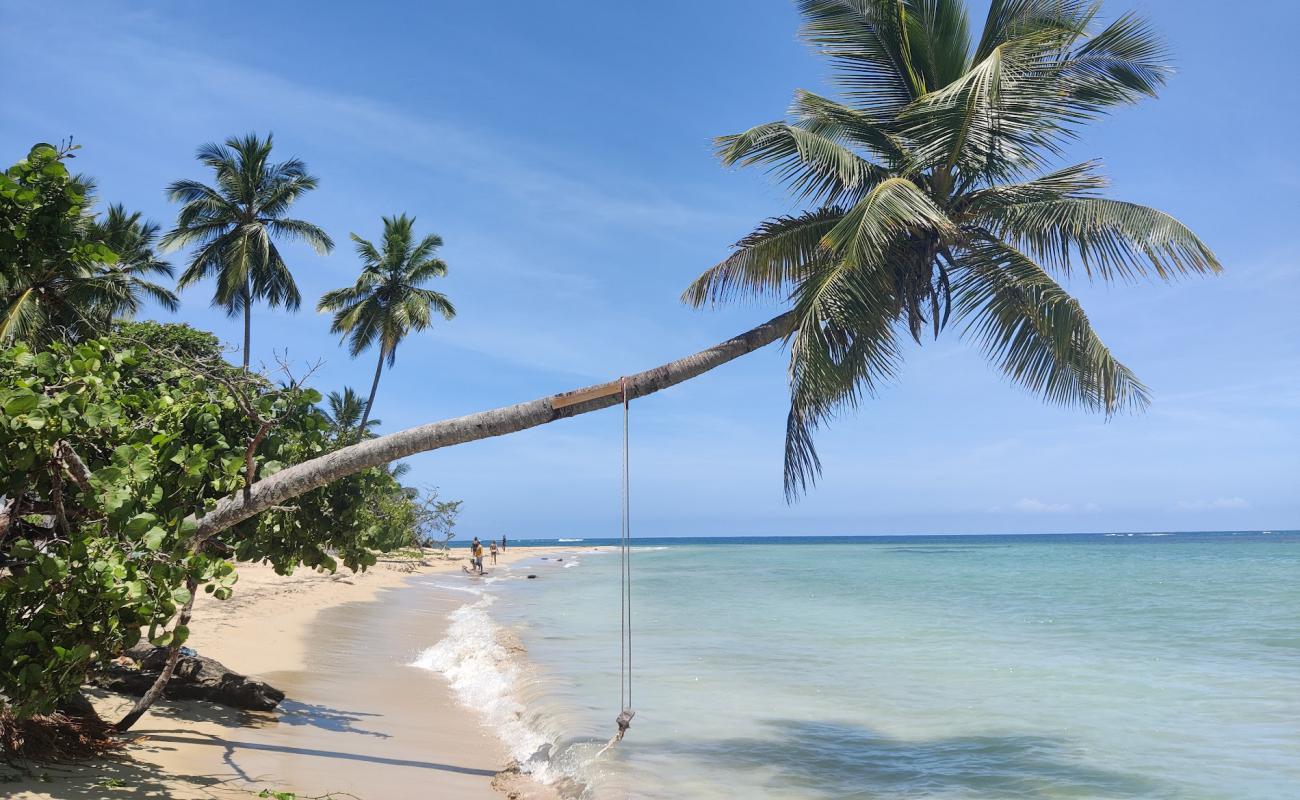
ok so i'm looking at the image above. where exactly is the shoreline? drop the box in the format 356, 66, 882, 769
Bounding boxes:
8, 546, 593, 800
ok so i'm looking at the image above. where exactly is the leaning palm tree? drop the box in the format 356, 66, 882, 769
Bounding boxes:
317, 214, 456, 434
162, 133, 333, 369
187, 0, 1218, 545
683, 0, 1220, 496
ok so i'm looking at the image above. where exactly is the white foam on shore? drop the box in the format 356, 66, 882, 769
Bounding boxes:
410, 595, 563, 784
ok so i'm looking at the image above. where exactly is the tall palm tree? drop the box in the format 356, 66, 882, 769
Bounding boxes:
317, 214, 456, 434
323, 386, 382, 443
683, 0, 1220, 496
190, 0, 1219, 544
162, 133, 333, 369
1, 204, 178, 345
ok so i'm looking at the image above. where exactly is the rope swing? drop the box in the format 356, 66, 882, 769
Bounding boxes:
598, 377, 635, 755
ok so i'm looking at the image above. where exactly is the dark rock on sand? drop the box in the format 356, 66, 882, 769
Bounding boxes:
93, 644, 285, 711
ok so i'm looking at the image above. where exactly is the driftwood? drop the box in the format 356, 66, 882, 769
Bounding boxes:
93, 644, 285, 712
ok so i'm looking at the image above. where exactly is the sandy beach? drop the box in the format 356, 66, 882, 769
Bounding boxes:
8, 546, 586, 800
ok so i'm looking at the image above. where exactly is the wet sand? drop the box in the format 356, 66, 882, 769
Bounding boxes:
8, 548, 581, 800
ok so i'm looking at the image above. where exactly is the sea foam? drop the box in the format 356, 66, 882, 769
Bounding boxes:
410, 596, 556, 773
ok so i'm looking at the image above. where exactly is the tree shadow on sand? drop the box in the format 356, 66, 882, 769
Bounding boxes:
273, 700, 389, 739
139, 696, 389, 739
0, 757, 270, 800
661, 719, 1170, 799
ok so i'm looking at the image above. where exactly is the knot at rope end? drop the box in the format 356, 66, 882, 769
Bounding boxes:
596, 709, 635, 757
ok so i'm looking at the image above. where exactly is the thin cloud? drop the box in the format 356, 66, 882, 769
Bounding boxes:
1175, 497, 1250, 511
2, 4, 746, 240
1012, 498, 1073, 514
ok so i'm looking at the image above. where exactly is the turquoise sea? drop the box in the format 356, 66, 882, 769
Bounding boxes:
413, 532, 1300, 799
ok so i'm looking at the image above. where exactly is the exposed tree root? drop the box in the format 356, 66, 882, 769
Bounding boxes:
1, 709, 124, 762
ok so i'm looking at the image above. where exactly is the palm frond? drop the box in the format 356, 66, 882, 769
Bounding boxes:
783, 248, 904, 497
904, 0, 973, 90
953, 237, 1149, 412
958, 160, 1107, 213
822, 176, 956, 267
683, 207, 846, 307
984, 197, 1221, 281
789, 90, 910, 165
797, 0, 925, 113
265, 217, 334, 254
715, 121, 891, 204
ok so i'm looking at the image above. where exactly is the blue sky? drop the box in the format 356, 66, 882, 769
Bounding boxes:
3, 0, 1297, 537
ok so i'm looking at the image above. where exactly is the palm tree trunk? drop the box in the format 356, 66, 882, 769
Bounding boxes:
241, 281, 252, 370
359, 350, 384, 435
193, 311, 797, 541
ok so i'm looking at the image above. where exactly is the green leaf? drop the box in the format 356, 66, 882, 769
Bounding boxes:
3, 392, 39, 415
143, 528, 166, 551
125, 513, 158, 535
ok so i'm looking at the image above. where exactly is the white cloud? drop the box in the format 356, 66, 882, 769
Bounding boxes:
1175, 497, 1251, 511
1011, 498, 1073, 514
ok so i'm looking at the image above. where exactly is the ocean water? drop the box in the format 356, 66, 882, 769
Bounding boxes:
412, 533, 1300, 799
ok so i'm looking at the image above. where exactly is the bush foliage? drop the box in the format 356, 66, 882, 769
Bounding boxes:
0, 328, 422, 716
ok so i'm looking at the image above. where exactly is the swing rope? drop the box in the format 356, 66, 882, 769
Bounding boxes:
598, 377, 635, 755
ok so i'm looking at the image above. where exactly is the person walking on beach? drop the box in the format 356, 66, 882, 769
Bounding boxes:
489, 540, 498, 566
501, 535, 507, 551
470, 537, 483, 574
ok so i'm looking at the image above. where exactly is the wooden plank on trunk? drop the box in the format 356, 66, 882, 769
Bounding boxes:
550, 380, 623, 409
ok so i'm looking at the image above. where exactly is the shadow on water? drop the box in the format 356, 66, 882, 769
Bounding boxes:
662, 719, 1168, 799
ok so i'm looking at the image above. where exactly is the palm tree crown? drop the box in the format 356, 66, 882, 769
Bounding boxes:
162, 133, 333, 368
685, 0, 1219, 497
323, 386, 383, 443
89, 204, 180, 320
317, 214, 456, 432
2, 200, 177, 345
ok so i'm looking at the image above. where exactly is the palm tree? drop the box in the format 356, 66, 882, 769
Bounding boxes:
683, 0, 1220, 496
88, 204, 180, 320
317, 214, 455, 434
190, 0, 1218, 544
323, 386, 382, 443
1, 204, 178, 345
162, 133, 333, 369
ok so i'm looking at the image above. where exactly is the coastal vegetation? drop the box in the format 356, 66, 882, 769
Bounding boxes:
0, 143, 451, 747
0, 0, 1217, 762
